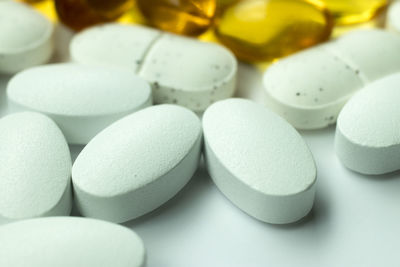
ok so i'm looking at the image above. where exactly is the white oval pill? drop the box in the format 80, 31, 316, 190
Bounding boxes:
0, 112, 71, 224
69, 24, 161, 72
72, 104, 202, 223
263, 29, 400, 130
0, 217, 146, 267
325, 29, 400, 81
387, 1, 400, 34
335, 73, 400, 175
7, 63, 152, 144
70, 23, 237, 112
203, 98, 317, 224
264, 46, 363, 130
0, 1, 53, 74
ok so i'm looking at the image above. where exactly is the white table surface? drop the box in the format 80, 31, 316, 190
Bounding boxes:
1, 24, 400, 267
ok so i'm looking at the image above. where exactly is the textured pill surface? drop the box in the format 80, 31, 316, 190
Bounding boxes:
70, 24, 161, 73
70, 23, 237, 112
263, 45, 364, 130
203, 98, 317, 224
0, 112, 72, 224
7, 63, 152, 144
335, 73, 400, 175
72, 104, 202, 223
0, 217, 146, 267
214, 0, 332, 62
137, 0, 216, 36
138, 34, 236, 111
263, 29, 400, 130
387, 1, 400, 34
0, 1, 53, 74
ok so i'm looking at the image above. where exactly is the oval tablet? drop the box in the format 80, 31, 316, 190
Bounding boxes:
263, 29, 400, 130
72, 104, 202, 223
0, 112, 71, 224
0, 1, 53, 74
0, 217, 146, 267
264, 46, 364, 129
203, 98, 317, 224
7, 63, 152, 144
324, 29, 400, 81
387, 1, 400, 34
70, 23, 237, 112
335, 73, 400, 175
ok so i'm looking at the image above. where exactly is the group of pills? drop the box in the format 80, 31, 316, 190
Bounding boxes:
24, 0, 392, 63
1, 0, 400, 266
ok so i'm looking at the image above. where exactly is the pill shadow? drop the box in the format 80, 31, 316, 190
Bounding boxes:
234, 63, 265, 103
340, 163, 400, 182
0, 74, 11, 116
123, 162, 213, 228
298, 124, 336, 138
266, 189, 330, 230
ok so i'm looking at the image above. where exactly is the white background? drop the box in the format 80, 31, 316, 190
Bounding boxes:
1, 25, 400, 267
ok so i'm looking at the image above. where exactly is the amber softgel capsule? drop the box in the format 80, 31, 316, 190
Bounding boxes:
137, 0, 216, 36
214, 0, 333, 62
55, 0, 133, 31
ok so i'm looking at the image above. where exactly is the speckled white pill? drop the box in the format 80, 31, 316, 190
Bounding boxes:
0, 112, 71, 224
7, 63, 152, 144
0, 1, 53, 74
0, 217, 146, 267
324, 29, 400, 82
387, 1, 400, 33
70, 23, 237, 112
335, 73, 400, 175
264, 46, 364, 130
263, 29, 400, 130
203, 98, 317, 224
72, 104, 202, 223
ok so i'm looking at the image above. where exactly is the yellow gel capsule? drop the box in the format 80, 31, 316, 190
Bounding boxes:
215, 0, 333, 62
322, 0, 388, 25
55, 0, 133, 31
136, 0, 217, 36
22, 0, 45, 3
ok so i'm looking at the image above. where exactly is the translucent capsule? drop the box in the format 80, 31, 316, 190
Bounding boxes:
322, 0, 388, 26
54, 0, 133, 31
137, 0, 216, 36
214, 0, 333, 62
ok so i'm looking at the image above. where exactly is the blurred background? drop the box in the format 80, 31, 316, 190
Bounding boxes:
20, 0, 394, 67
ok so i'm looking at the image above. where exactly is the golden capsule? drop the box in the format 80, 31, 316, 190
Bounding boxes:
55, 0, 133, 31
136, 0, 216, 36
215, 0, 333, 62
322, 0, 388, 25
21, 0, 45, 3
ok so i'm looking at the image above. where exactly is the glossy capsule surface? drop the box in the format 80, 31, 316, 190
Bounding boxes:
322, 0, 388, 25
55, 0, 133, 31
137, 0, 216, 36
214, 0, 333, 62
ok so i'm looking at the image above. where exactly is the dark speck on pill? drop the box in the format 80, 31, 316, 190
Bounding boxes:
153, 82, 160, 89
296, 92, 301, 96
